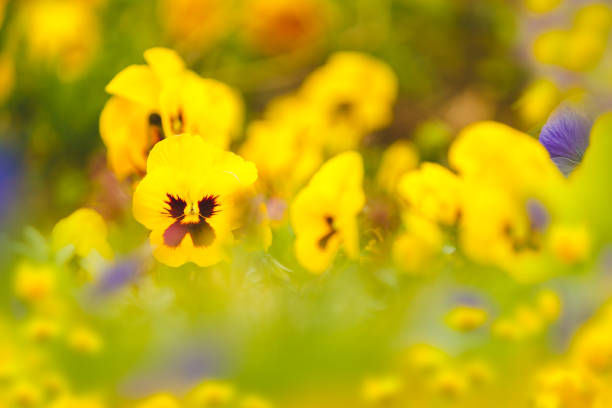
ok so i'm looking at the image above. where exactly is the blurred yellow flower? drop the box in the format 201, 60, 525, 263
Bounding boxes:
243, 0, 329, 55
0, 53, 14, 105
52, 208, 113, 260
21, 0, 100, 80
240, 395, 274, 408
533, 367, 596, 408
187, 380, 235, 407
160, 0, 233, 52
376, 140, 419, 194
397, 163, 462, 225
392, 215, 443, 274
516, 79, 562, 128
524, 0, 562, 14
49, 395, 106, 408
431, 370, 468, 399
24, 317, 60, 342
241, 96, 324, 197
548, 224, 590, 265
133, 134, 257, 267
11, 381, 42, 407
401, 343, 449, 374
14, 262, 55, 303
533, 4, 612, 71
536, 289, 562, 322
445, 305, 487, 332
361, 375, 402, 405
463, 360, 494, 387
300, 52, 397, 152
68, 326, 103, 354
136, 393, 181, 408
101, 47, 243, 179
291, 151, 365, 273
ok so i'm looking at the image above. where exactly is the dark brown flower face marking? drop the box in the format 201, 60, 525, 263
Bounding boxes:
318, 215, 337, 250
162, 194, 220, 248
148, 112, 165, 145
170, 110, 184, 134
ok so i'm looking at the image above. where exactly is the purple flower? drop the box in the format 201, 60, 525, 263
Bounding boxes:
539, 105, 592, 177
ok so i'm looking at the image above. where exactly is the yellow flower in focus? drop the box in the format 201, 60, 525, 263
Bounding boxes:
101, 48, 243, 179
160, 0, 233, 52
14, 262, 54, 303
524, 0, 562, 13
133, 134, 257, 267
516, 79, 562, 128
537, 289, 562, 322
11, 381, 42, 408
397, 163, 462, 225
243, 0, 329, 55
187, 380, 234, 407
376, 140, 419, 194
68, 326, 103, 354
300, 52, 398, 152
136, 393, 181, 408
548, 224, 590, 265
21, 0, 100, 80
24, 318, 60, 342
291, 151, 365, 273
52, 208, 113, 259
361, 376, 402, 406
240, 395, 274, 408
445, 305, 487, 332
392, 215, 443, 274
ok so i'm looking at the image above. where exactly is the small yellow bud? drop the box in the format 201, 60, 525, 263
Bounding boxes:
445, 306, 487, 332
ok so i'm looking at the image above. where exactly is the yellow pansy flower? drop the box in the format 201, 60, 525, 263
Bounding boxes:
51, 208, 113, 260
392, 215, 443, 275
240, 95, 324, 197
376, 140, 419, 194
290, 151, 365, 273
299, 52, 397, 152
397, 163, 462, 225
133, 134, 257, 267
101, 47, 243, 179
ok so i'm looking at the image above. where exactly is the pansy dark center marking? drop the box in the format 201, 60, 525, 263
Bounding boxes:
333, 100, 354, 118
171, 110, 184, 134
161, 193, 220, 248
318, 216, 337, 250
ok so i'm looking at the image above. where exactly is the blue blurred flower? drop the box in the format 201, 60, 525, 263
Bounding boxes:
0, 144, 22, 226
538, 105, 592, 177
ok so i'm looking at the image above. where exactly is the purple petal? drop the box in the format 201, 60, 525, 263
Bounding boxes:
539, 106, 592, 175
